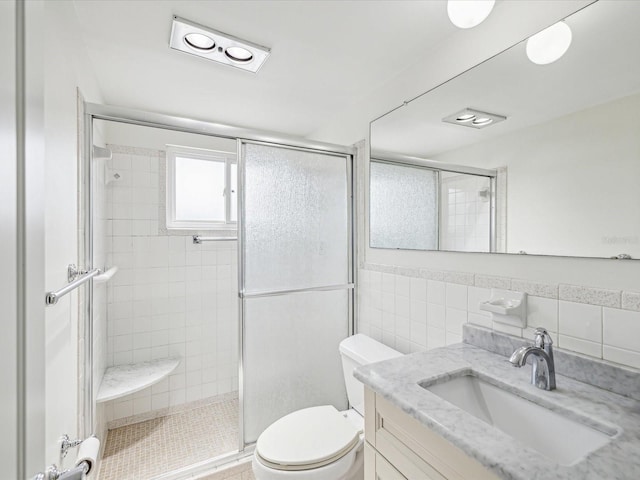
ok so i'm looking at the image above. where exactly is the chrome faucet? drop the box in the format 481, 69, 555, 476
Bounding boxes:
509, 327, 556, 391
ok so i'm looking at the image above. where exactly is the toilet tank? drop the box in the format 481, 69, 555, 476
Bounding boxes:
339, 334, 402, 416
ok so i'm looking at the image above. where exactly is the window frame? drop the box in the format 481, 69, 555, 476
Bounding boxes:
166, 145, 237, 230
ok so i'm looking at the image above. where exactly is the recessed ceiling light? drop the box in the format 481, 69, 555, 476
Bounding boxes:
184, 33, 215, 51
447, 0, 495, 29
225, 46, 253, 63
456, 113, 476, 122
443, 108, 506, 129
526, 21, 572, 65
169, 16, 270, 73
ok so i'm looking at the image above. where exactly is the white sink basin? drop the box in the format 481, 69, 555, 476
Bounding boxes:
422, 373, 616, 466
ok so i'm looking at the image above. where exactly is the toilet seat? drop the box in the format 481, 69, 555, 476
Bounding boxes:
256, 405, 361, 471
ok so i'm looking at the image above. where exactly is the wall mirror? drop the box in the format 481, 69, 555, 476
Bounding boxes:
369, 0, 640, 260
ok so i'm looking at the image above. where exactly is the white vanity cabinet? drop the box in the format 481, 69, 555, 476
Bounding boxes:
364, 387, 500, 480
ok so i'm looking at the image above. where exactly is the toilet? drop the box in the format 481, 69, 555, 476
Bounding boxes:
252, 334, 402, 480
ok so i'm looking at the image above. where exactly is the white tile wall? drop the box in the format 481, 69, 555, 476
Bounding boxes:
103, 147, 238, 423
603, 308, 640, 368
358, 268, 640, 369
440, 174, 491, 252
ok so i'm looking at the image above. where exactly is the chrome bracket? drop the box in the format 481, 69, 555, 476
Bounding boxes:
60, 434, 83, 458
67, 264, 95, 282
67, 264, 79, 283
611, 253, 632, 260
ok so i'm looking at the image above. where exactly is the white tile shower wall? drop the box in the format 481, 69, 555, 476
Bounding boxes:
104, 147, 238, 423
357, 267, 640, 369
440, 174, 491, 253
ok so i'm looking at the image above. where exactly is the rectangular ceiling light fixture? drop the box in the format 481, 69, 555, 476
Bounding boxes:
169, 16, 270, 73
442, 108, 507, 129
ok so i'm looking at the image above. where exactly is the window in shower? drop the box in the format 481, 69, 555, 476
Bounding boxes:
166, 145, 237, 229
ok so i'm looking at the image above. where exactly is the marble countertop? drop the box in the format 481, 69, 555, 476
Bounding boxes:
355, 342, 640, 480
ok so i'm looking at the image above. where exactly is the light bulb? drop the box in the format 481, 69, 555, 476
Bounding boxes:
447, 0, 495, 29
526, 21, 572, 65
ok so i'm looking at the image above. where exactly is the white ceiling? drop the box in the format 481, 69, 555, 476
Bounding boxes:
371, 0, 640, 159
72, 0, 460, 139
371, 0, 640, 158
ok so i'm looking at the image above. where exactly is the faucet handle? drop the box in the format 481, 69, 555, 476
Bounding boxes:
534, 327, 553, 348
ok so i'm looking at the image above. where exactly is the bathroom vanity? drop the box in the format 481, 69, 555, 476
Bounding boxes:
364, 388, 499, 479
356, 325, 640, 480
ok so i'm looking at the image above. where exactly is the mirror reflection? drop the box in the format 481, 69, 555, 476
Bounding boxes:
370, 0, 640, 259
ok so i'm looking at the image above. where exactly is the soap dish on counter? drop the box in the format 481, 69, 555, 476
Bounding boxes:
479, 289, 527, 328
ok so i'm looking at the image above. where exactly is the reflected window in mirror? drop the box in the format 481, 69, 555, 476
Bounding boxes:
370, 161, 438, 250
370, 160, 496, 253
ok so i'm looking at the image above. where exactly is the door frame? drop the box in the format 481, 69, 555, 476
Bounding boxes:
4, 0, 46, 478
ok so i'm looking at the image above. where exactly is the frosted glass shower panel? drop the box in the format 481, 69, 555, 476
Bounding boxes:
243, 143, 349, 292
370, 161, 438, 250
243, 289, 349, 444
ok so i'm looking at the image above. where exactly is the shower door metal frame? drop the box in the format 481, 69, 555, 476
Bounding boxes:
80, 102, 355, 476
237, 139, 355, 449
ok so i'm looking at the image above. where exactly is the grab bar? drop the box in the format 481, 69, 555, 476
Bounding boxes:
45, 265, 101, 306
192, 235, 237, 244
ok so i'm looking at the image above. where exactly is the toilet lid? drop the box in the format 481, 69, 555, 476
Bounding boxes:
256, 405, 361, 470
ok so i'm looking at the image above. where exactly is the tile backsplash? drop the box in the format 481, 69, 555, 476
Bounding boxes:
357, 265, 640, 370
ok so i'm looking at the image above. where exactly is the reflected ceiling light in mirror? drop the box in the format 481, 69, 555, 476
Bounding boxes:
443, 108, 506, 129
526, 21, 572, 65
472, 117, 493, 126
447, 0, 495, 29
456, 113, 476, 122
169, 16, 270, 73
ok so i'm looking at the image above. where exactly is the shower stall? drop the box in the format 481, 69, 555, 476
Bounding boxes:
81, 104, 355, 479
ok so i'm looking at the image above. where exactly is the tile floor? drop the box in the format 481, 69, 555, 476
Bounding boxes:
99, 394, 239, 479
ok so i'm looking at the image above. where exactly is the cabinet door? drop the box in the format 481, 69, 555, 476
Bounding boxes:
375, 451, 407, 480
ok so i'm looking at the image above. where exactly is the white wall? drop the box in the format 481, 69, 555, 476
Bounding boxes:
433, 93, 640, 258
1, 2, 19, 475
323, 1, 640, 354
44, 0, 103, 469
357, 127, 640, 370
309, 1, 593, 145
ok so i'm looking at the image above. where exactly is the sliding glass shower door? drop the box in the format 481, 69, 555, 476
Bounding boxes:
239, 141, 353, 445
